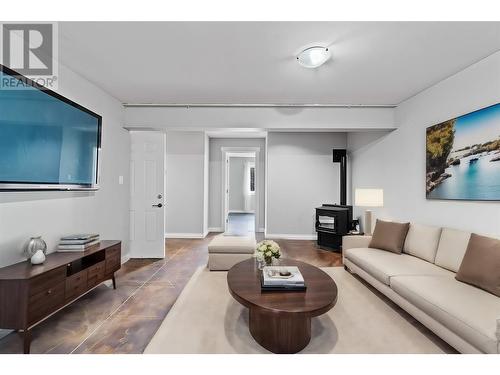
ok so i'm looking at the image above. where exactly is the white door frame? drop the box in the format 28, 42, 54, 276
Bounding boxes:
221, 147, 260, 233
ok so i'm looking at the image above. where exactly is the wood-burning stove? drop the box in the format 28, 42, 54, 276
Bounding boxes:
315, 149, 353, 251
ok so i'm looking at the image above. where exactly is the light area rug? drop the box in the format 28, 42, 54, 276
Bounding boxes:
145, 266, 452, 354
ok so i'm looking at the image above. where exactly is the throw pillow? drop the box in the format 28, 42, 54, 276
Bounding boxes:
369, 219, 410, 254
455, 233, 500, 297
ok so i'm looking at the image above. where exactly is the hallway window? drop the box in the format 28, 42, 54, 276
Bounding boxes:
249, 165, 255, 194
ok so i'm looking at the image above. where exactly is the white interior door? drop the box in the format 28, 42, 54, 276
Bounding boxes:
130, 131, 165, 258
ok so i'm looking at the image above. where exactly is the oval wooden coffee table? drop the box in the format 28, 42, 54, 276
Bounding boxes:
227, 258, 338, 353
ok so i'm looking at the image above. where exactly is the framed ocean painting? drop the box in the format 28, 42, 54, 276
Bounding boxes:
426, 103, 500, 201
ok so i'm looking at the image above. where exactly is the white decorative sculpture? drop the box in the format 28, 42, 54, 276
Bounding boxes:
30, 249, 46, 265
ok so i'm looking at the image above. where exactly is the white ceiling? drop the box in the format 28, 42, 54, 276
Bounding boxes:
59, 22, 500, 105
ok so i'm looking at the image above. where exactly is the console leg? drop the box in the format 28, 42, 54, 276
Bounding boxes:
23, 329, 31, 354
112, 275, 117, 290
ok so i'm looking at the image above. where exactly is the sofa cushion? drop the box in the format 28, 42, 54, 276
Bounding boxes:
369, 220, 410, 254
434, 228, 471, 272
207, 235, 256, 254
403, 223, 442, 263
455, 233, 500, 297
390, 275, 500, 354
344, 247, 452, 285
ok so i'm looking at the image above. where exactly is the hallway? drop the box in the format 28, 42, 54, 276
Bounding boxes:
226, 212, 255, 236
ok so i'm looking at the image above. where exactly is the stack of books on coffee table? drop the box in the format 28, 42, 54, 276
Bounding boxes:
261, 266, 306, 291
58, 234, 100, 252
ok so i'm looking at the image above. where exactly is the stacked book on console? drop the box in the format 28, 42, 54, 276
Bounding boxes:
261, 266, 306, 291
58, 234, 100, 252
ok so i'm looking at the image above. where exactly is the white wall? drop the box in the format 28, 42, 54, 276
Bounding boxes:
266, 132, 347, 238
228, 157, 255, 212
165, 131, 206, 237
0, 64, 130, 267
349, 52, 500, 236
208, 138, 266, 231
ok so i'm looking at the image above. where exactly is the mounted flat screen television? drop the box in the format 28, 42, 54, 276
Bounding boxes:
0, 65, 101, 190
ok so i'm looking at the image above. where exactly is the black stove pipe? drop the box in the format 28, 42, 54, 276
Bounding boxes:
332, 149, 347, 205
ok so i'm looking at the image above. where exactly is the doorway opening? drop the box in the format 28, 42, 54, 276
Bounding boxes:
227, 212, 255, 236
222, 148, 260, 235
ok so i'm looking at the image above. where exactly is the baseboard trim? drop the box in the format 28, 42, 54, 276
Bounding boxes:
165, 233, 206, 239
208, 227, 224, 233
121, 254, 130, 265
265, 233, 318, 240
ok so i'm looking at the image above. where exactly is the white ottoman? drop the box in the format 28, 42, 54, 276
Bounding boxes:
208, 234, 256, 271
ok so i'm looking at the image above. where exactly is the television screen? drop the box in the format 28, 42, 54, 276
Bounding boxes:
0, 66, 101, 190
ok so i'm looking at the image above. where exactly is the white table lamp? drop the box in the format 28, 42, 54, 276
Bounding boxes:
354, 188, 384, 235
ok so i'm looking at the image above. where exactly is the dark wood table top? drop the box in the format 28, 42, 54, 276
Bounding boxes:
0, 240, 121, 280
227, 258, 338, 316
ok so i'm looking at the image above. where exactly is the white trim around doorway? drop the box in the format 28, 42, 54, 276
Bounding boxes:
221, 146, 261, 233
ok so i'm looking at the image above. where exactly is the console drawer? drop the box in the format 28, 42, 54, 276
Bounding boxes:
28, 282, 65, 325
87, 261, 106, 288
105, 253, 121, 274
65, 271, 88, 301
29, 267, 66, 296
106, 245, 120, 258
87, 261, 105, 278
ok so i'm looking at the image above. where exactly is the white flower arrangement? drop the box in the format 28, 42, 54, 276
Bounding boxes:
255, 240, 281, 264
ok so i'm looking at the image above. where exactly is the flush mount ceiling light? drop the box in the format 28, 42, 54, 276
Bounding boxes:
297, 46, 331, 68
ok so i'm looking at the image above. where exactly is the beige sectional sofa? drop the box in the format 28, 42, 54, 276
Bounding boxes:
343, 224, 500, 354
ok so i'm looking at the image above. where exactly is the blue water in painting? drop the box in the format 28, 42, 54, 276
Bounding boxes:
428, 153, 500, 200
428, 103, 500, 200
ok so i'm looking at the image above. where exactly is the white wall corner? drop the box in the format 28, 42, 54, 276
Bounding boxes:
348, 52, 500, 235
121, 254, 131, 265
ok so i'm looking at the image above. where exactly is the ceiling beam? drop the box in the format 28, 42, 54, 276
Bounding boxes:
124, 105, 396, 131
123, 103, 396, 108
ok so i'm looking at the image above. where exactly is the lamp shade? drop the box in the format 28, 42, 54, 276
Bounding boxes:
355, 188, 384, 207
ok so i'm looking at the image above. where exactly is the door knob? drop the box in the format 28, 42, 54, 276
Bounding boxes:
152, 203, 163, 208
